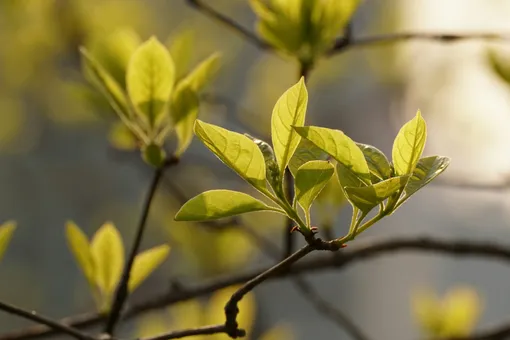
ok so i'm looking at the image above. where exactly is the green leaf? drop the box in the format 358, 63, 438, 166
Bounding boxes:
392, 110, 427, 176
127, 37, 175, 128
295, 161, 334, 224
271, 77, 308, 175
294, 126, 371, 185
90, 222, 125, 295
80, 47, 131, 121
344, 176, 409, 213
194, 120, 267, 191
167, 29, 195, 80
142, 143, 166, 168
179, 52, 222, 92
65, 221, 95, 287
245, 134, 282, 196
175, 190, 281, 221
395, 156, 450, 209
288, 138, 328, 177
357, 143, 392, 182
170, 83, 199, 157
128, 244, 170, 292
0, 221, 16, 262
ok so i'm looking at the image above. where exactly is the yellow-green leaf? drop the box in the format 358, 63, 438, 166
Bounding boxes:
127, 37, 175, 128
0, 221, 16, 262
344, 175, 409, 213
108, 121, 139, 150
392, 110, 427, 176
357, 143, 392, 182
194, 120, 267, 190
288, 138, 328, 177
295, 160, 334, 222
65, 221, 95, 287
180, 52, 222, 92
175, 190, 281, 221
167, 29, 195, 80
170, 83, 199, 157
294, 126, 371, 185
128, 244, 170, 292
142, 143, 166, 168
271, 77, 308, 174
90, 222, 125, 295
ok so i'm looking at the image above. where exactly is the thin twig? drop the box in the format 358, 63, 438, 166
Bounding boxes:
104, 157, 179, 335
0, 301, 95, 340
141, 324, 228, 340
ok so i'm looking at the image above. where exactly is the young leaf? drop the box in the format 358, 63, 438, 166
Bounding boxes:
271, 77, 308, 175
167, 29, 195, 80
356, 143, 392, 182
395, 156, 450, 210
142, 143, 166, 168
175, 190, 281, 221
288, 138, 328, 177
295, 161, 334, 224
0, 221, 16, 262
127, 37, 175, 128
194, 120, 267, 190
170, 83, 199, 157
128, 244, 170, 292
245, 134, 282, 196
294, 126, 371, 184
90, 222, 125, 295
179, 52, 222, 92
392, 110, 427, 176
65, 221, 95, 287
344, 176, 409, 213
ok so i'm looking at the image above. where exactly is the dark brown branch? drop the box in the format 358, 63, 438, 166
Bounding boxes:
185, 0, 271, 51
141, 324, 228, 340
8, 237, 510, 340
104, 157, 179, 335
0, 301, 95, 340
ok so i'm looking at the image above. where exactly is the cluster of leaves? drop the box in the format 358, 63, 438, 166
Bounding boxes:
249, 0, 360, 65
412, 286, 482, 338
137, 286, 293, 340
175, 78, 449, 245
66, 221, 170, 312
80, 31, 221, 167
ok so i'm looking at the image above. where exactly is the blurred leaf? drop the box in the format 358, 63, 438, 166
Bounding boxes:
0, 221, 16, 263
108, 121, 138, 150
175, 190, 280, 221
344, 176, 408, 214
127, 37, 175, 129
294, 126, 371, 186
392, 110, 427, 176
357, 143, 392, 182
194, 120, 267, 191
90, 222, 125, 298
65, 221, 95, 287
295, 160, 334, 224
288, 138, 328, 177
259, 324, 294, 340
180, 52, 222, 92
128, 244, 170, 292
170, 84, 199, 157
142, 143, 166, 168
271, 77, 308, 175
167, 29, 195, 80
488, 48, 510, 85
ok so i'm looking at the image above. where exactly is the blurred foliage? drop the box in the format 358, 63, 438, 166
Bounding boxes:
0, 221, 16, 263
412, 286, 483, 338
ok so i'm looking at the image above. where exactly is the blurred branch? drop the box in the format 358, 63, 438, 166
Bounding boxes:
141, 324, 231, 340
104, 157, 179, 335
0, 301, 95, 340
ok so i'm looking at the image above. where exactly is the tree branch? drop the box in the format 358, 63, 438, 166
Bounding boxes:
104, 157, 179, 335
140, 324, 229, 340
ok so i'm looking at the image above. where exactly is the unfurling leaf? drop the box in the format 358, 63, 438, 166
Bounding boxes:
142, 143, 166, 168
245, 134, 282, 196
175, 190, 281, 221
344, 176, 409, 213
194, 120, 267, 191
127, 37, 175, 128
394, 156, 450, 210
128, 244, 170, 292
357, 143, 392, 182
392, 110, 427, 176
295, 161, 334, 225
0, 221, 16, 263
170, 84, 199, 157
272, 77, 308, 175
180, 52, 222, 92
294, 126, 371, 186
288, 138, 328, 177
65, 221, 95, 287
90, 222, 125, 296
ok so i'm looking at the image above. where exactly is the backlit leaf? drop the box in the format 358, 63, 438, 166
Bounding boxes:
180, 52, 222, 92
194, 120, 267, 190
392, 110, 427, 176
295, 160, 334, 219
127, 37, 175, 128
167, 29, 195, 80
245, 134, 282, 196
175, 190, 281, 221
0, 221, 16, 262
271, 77, 308, 175
170, 83, 199, 157
356, 143, 392, 182
128, 244, 170, 292
65, 221, 95, 287
288, 138, 328, 177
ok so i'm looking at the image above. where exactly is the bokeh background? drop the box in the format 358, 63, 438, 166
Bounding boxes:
2, 0, 510, 339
